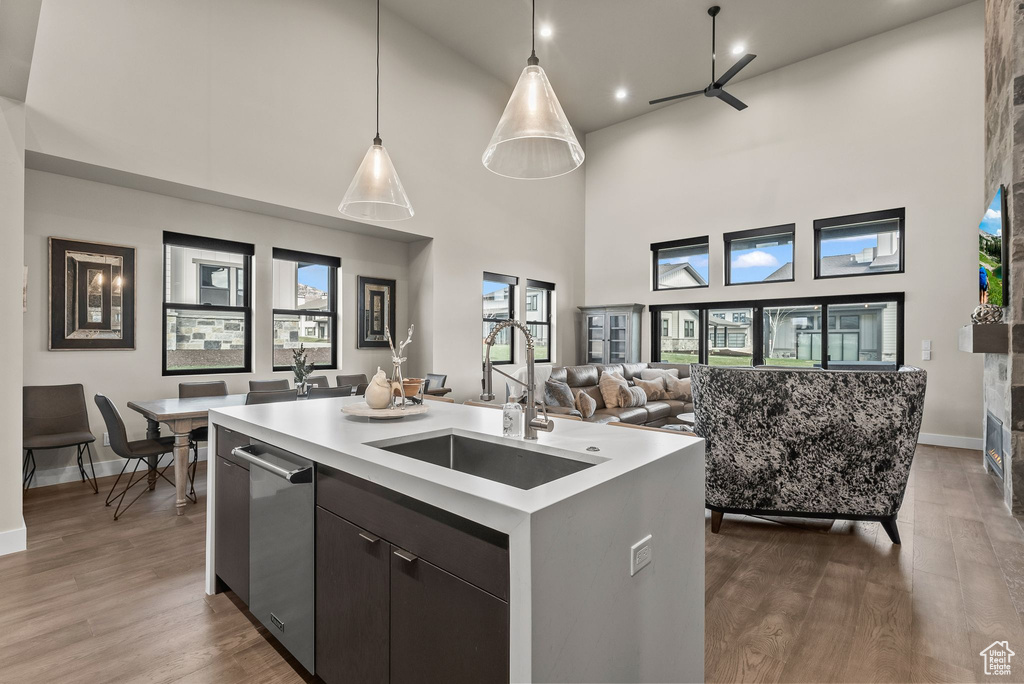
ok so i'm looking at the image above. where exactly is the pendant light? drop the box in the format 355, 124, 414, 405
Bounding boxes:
482, 0, 584, 179
339, 0, 414, 221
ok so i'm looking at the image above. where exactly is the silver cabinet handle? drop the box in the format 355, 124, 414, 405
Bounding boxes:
358, 532, 380, 544
393, 548, 418, 563
231, 445, 312, 484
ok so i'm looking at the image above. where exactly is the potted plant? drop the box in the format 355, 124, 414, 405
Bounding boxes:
292, 344, 314, 395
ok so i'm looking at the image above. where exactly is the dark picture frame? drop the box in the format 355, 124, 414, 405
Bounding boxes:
49, 237, 136, 350
357, 276, 396, 348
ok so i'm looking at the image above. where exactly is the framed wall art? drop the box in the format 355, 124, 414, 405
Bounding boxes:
357, 276, 396, 348
49, 237, 136, 350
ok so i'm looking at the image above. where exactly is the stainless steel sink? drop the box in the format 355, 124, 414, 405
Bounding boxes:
367, 430, 601, 490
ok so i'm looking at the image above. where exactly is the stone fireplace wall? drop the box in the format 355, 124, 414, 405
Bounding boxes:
985, 0, 1024, 514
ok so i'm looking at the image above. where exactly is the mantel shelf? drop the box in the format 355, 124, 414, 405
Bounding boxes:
958, 323, 1008, 354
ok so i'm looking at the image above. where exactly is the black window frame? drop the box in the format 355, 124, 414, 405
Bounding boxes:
525, 279, 555, 364
162, 231, 254, 376
724, 223, 796, 286
814, 208, 906, 280
651, 292, 905, 369
271, 247, 341, 372
651, 236, 711, 291
483, 271, 518, 366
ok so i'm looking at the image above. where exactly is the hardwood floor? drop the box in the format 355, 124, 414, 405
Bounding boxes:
5, 444, 1023, 683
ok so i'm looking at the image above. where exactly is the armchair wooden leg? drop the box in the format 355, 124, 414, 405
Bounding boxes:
711, 510, 723, 534
880, 515, 901, 545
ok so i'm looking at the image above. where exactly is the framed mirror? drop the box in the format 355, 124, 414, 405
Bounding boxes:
357, 276, 396, 348
49, 237, 136, 350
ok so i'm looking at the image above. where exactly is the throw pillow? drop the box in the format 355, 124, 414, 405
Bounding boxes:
598, 370, 629, 408
634, 377, 667, 401
664, 375, 692, 402
574, 389, 597, 419
618, 385, 648, 408
640, 367, 680, 382
544, 378, 576, 408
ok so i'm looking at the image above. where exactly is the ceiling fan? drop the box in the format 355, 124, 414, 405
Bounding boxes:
650, 5, 756, 110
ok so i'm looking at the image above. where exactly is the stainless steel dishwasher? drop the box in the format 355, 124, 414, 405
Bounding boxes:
231, 442, 315, 674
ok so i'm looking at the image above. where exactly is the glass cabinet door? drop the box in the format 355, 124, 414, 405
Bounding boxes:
608, 314, 627, 364
587, 314, 606, 363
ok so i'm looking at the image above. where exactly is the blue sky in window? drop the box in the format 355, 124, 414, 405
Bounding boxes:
483, 280, 508, 295
661, 254, 710, 280
981, 187, 1003, 236
298, 264, 329, 291
730, 243, 792, 283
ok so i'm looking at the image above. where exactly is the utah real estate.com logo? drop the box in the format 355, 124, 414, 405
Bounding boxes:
980, 641, 1015, 676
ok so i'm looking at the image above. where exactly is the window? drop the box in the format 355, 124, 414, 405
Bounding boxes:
652, 237, 710, 290
652, 293, 904, 370
814, 209, 905, 279
163, 231, 253, 375
525, 279, 554, 363
272, 248, 340, 371
724, 224, 795, 285
483, 272, 517, 365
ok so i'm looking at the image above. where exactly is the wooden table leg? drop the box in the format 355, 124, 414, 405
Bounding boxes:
173, 432, 191, 516
146, 418, 161, 491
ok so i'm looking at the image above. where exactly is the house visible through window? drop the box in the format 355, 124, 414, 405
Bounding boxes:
163, 231, 253, 375
724, 224, 796, 285
483, 272, 517, 364
272, 248, 340, 371
652, 237, 710, 290
815, 209, 905, 279
526, 279, 554, 363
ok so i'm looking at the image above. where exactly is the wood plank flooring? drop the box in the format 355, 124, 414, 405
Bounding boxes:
5, 444, 1023, 683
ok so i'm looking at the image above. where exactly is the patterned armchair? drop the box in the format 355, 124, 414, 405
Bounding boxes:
690, 364, 927, 544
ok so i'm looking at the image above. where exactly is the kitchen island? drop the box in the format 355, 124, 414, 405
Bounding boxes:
205, 397, 704, 683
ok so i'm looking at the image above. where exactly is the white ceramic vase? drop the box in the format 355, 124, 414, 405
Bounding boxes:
364, 368, 393, 409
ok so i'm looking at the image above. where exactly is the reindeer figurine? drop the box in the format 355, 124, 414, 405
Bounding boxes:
386, 323, 415, 409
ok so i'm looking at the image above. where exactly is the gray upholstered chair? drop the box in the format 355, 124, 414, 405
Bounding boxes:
306, 375, 330, 388
690, 364, 927, 544
178, 380, 227, 500
94, 394, 177, 520
336, 374, 368, 395
245, 389, 298, 405
249, 379, 290, 391
423, 373, 452, 397
23, 384, 98, 492
354, 382, 369, 396
307, 385, 352, 400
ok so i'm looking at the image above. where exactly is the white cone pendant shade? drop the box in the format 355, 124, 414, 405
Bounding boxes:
483, 63, 584, 179
338, 137, 414, 221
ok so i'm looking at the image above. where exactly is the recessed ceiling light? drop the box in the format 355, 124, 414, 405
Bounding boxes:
615, 88, 628, 101
731, 44, 745, 55
539, 24, 553, 38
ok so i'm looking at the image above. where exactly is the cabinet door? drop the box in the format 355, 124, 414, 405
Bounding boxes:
586, 314, 606, 364
315, 509, 389, 684
214, 456, 249, 604
390, 547, 509, 683
608, 312, 628, 364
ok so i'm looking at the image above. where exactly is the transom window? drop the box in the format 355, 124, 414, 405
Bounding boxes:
272, 248, 340, 371
526, 279, 555, 363
652, 237, 710, 290
724, 224, 795, 285
814, 209, 905, 279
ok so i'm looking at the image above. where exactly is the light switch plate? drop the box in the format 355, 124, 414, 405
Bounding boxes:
922, 339, 932, 351
103, 432, 110, 446
922, 350, 932, 361
630, 534, 653, 576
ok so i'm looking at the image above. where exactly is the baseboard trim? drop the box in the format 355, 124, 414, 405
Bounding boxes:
918, 433, 983, 451
28, 448, 208, 489
0, 522, 27, 557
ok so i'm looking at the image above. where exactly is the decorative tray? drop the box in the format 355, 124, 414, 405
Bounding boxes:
341, 402, 428, 420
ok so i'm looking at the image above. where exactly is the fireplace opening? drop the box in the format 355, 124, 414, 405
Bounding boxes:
986, 412, 1005, 481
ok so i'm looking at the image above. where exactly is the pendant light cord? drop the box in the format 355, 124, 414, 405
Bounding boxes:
528, 0, 539, 65
375, 0, 381, 142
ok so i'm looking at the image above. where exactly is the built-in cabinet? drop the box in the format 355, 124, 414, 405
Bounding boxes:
214, 427, 250, 604
577, 304, 645, 365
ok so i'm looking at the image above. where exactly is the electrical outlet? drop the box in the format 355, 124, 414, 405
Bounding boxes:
630, 534, 653, 576
103, 432, 110, 446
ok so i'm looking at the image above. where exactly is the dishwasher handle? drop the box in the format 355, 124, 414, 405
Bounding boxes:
231, 445, 313, 484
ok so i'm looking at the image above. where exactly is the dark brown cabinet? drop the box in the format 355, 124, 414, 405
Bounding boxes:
214, 454, 249, 605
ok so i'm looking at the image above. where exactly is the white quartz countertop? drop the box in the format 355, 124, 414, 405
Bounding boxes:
210, 397, 702, 530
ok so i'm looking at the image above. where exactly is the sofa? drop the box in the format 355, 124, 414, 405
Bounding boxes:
690, 364, 927, 544
544, 362, 692, 426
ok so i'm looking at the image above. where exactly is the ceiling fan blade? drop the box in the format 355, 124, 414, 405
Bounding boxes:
714, 89, 748, 111
713, 53, 756, 88
649, 89, 705, 105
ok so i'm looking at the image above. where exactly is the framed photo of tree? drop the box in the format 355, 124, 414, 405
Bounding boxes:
357, 276, 396, 349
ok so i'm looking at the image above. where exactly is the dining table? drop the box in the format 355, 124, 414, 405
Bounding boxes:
127, 394, 247, 515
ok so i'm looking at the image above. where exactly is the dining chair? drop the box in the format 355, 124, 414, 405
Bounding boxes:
336, 374, 368, 391
249, 379, 290, 391
178, 380, 227, 501
23, 384, 98, 492
423, 373, 452, 397
94, 394, 177, 520
307, 385, 352, 400
306, 376, 330, 388
245, 389, 299, 405
422, 394, 455, 403
354, 383, 369, 396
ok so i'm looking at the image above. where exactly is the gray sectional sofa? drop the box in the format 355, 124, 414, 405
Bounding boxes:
544, 362, 692, 426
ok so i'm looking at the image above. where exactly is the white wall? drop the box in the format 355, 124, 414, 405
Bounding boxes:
584, 3, 985, 442
0, 97, 25, 553
25, 0, 586, 400
24, 170, 409, 472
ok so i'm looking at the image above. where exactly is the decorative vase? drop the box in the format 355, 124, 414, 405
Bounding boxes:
972, 304, 1004, 324
365, 367, 392, 409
